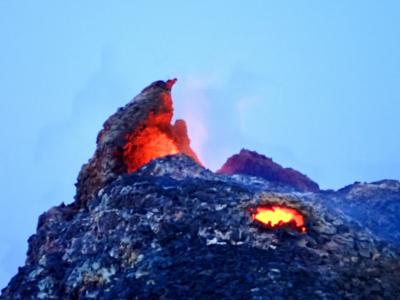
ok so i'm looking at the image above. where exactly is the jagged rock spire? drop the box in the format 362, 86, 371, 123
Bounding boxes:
75, 79, 200, 208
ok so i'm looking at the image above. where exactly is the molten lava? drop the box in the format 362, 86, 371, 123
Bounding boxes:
251, 205, 306, 233
122, 81, 201, 173
123, 126, 179, 173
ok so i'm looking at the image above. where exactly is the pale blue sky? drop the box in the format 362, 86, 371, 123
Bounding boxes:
1, 0, 399, 288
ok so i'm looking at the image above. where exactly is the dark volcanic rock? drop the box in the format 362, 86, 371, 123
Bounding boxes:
2, 80, 400, 300
218, 149, 320, 192
2, 155, 400, 299
324, 180, 400, 246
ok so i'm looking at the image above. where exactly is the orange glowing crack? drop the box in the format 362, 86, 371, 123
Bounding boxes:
123, 126, 179, 173
252, 205, 306, 233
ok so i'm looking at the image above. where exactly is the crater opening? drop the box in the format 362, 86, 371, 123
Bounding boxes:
251, 204, 307, 233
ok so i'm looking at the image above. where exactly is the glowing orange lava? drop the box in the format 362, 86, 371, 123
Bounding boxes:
122, 80, 201, 173
123, 126, 179, 173
251, 205, 306, 233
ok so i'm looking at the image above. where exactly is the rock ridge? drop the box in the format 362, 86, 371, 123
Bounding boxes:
218, 149, 319, 193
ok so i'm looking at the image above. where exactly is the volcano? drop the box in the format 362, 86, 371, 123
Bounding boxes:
1, 79, 400, 299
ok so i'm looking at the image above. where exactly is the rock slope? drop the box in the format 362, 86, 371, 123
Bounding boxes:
324, 180, 400, 246
2, 155, 400, 299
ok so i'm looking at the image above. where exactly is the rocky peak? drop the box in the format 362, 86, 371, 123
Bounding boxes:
75, 79, 200, 208
217, 149, 319, 193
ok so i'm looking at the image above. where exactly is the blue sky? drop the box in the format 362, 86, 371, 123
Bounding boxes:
1, 0, 399, 288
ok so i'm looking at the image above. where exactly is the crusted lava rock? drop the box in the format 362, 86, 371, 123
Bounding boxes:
75, 79, 200, 208
324, 180, 400, 246
218, 149, 319, 193
2, 80, 400, 299
2, 155, 400, 299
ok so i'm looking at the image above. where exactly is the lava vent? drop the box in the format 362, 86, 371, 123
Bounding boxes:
251, 204, 307, 233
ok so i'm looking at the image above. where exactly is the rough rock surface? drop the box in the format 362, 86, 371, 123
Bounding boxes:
2, 155, 400, 299
324, 180, 400, 246
75, 79, 200, 208
2, 80, 400, 299
218, 149, 320, 192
